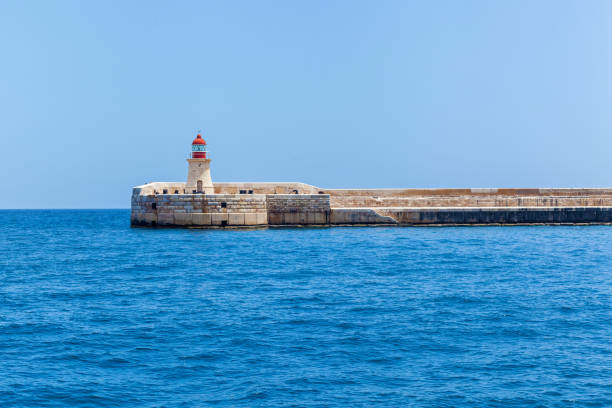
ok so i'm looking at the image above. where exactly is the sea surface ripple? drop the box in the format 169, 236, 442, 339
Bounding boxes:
1, 210, 611, 407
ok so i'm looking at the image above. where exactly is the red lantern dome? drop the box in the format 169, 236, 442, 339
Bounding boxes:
192, 134, 206, 145
191, 134, 207, 158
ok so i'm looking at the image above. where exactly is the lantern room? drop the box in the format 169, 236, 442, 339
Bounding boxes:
191, 134, 207, 159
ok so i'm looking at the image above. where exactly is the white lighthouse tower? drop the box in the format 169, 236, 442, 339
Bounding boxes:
186, 133, 214, 194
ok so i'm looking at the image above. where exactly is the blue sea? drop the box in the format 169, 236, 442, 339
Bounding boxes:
1, 210, 611, 407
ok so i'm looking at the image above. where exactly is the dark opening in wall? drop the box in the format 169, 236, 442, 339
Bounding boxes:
240, 190, 246, 194
154, 190, 158, 195
192, 190, 197, 193
163, 189, 168, 194
293, 190, 299, 194
221, 220, 227, 227
152, 203, 157, 210
151, 221, 156, 226
221, 202, 227, 208
248, 190, 253, 194
174, 190, 179, 194
318, 191, 325, 194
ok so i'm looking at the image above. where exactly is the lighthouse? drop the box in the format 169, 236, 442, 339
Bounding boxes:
186, 133, 214, 194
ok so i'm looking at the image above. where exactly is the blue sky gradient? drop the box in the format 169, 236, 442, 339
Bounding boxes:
1, 1, 612, 208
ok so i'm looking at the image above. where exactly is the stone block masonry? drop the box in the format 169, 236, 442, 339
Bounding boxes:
266, 195, 330, 225
131, 182, 612, 227
131, 193, 268, 227
372, 207, 612, 225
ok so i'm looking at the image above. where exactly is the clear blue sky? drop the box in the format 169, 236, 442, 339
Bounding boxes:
1, 1, 612, 208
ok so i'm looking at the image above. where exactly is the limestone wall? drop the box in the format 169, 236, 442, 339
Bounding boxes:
327, 207, 612, 225
329, 195, 612, 208
214, 182, 321, 195
266, 194, 330, 225
374, 207, 612, 225
323, 188, 612, 208
329, 208, 397, 224
131, 194, 268, 227
132, 182, 188, 196
323, 188, 612, 197
130, 190, 330, 227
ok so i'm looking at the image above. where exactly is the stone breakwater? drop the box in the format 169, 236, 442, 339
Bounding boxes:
131, 182, 612, 227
